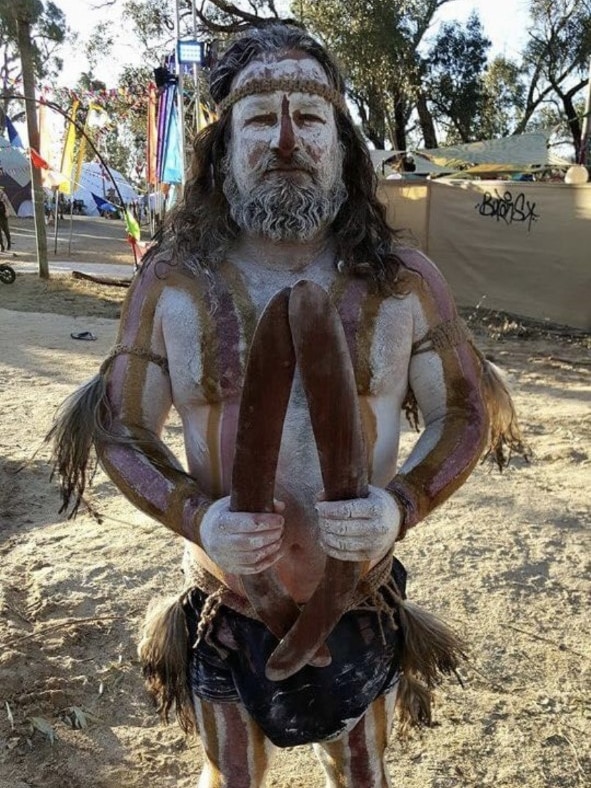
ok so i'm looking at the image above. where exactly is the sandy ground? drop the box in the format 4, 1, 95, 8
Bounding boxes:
0, 217, 590, 787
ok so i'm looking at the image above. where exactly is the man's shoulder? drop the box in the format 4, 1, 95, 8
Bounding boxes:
395, 245, 441, 275
394, 246, 452, 293
393, 246, 458, 320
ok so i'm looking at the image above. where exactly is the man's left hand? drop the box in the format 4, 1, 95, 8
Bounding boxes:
314, 485, 402, 562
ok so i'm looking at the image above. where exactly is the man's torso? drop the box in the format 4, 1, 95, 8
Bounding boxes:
133, 255, 419, 600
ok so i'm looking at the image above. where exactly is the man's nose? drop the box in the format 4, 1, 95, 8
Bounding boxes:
271, 95, 297, 159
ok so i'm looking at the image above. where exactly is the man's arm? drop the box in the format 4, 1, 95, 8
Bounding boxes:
96, 267, 283, 565
94, 267, 211, 545
386, 250, 489, 539
316, 251, 489, 558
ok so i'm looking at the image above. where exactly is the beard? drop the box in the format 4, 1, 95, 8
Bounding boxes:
222, 149, 347, 242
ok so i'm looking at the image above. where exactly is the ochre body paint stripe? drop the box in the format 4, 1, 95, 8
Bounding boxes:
388, 249, 488, 529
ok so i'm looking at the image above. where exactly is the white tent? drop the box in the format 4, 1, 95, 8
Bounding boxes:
370, 149, 457, 176
70, 162, 140, 216
415, 132, 571, 172
0, 137, 31, 215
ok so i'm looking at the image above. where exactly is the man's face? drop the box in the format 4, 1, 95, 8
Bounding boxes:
222, 54, 347, 241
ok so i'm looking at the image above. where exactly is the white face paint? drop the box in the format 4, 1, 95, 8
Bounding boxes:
228, 55, 343, 198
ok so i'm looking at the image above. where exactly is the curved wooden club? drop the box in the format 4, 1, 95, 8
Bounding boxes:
265, 280, 369, 682
231, 287, 331, 667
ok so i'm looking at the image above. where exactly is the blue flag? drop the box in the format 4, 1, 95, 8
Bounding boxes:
5, 116, 24, 149
161, 101, 183, 184
91, 193, 117, 212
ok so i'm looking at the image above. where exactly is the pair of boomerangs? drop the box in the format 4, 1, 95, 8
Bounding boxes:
230, 280, 369, 681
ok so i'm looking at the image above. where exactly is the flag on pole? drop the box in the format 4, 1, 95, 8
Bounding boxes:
124, 209, 141, 242
30, 148, 50, 169
156, 82, 175, 181
30, 148, 68, 185
147, 82, 158, 185
162, 99, 183, 184
5, 116, 24, 149
90, 193, 117, 213
39, 100, 56, 187
60, 100, 79, 195
73, 105, 95, 189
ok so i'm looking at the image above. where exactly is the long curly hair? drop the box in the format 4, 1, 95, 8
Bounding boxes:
150, 24, 405, 291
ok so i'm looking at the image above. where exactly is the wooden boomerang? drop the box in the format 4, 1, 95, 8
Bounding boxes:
230, 287, 331, 667
264, 280, 369, 681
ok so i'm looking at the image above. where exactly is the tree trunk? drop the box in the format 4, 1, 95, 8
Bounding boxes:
15, 13, 49, 279
562, 91, 582, 160
393, 102, 407, 152
415, 92, 438, 148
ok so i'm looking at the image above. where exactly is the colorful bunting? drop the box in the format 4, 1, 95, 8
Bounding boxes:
30, 148, 50, 169
124, 209, 141, 241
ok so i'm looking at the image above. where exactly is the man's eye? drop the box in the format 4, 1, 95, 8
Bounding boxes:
244, 113, 276, 126
297, 113, 326, 125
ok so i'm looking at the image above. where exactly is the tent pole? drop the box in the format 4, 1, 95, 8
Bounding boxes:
580, 57, 591, 166
52, 186, 59, 254
68, 196, 74, 256
191, 0, 200, 135
174, 0, 187, 187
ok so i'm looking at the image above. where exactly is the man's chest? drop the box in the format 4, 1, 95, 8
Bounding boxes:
163, 272, 414, 407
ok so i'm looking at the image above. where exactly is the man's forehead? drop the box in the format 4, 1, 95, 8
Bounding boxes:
218, 53, 348, 116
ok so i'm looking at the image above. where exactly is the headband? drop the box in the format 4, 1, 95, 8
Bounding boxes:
217, 77, 349, 115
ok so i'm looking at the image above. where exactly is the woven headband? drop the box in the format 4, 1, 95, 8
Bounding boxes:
217, 77, 348, 115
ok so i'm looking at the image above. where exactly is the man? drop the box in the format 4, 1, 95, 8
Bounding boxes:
0, 189, 11, 252
49, 24, 524, 787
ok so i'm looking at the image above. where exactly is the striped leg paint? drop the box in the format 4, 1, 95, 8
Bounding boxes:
194, 699, 276, 787
313, 689, 397, 788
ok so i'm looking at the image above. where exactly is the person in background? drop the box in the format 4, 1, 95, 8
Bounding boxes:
0, 189, 11, 251
48, 23, 525, 787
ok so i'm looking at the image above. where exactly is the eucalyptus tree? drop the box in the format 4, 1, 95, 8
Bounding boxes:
4, 0, 67, 277
296, 0, 454, 151
426, 13, 491, 143
517, 0, 591, 157
479, 57, 526, 141
0, 0, 67, 126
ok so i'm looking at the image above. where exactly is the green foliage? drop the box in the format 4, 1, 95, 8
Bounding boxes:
0, 0, 68, 86
85, 22, 114, 74
122, 0, 174, 53
426, 12, 491, 142
517, 0, 591, 156
480, 57, 526, 139
295, 0, 446, 149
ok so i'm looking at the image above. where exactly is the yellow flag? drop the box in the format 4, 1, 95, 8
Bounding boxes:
73, 105, 91, 189
59, 100, 79, 195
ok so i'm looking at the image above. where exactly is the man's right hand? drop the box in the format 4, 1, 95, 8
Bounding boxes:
199, 496, 285, 574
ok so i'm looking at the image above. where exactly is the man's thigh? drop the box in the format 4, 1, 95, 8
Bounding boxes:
313, 689, 397, 787
193, 698, 276, 786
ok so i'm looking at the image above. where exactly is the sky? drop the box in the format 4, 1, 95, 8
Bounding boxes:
433, 0, 530, 60
50, 0, 532, 89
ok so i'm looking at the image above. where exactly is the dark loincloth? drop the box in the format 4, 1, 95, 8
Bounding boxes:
183, 557, 407, 747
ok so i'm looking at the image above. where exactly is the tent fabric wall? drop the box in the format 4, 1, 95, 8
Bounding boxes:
377, 181, 430, 250
70, 162, 139, 216
379, 180, 591, 331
